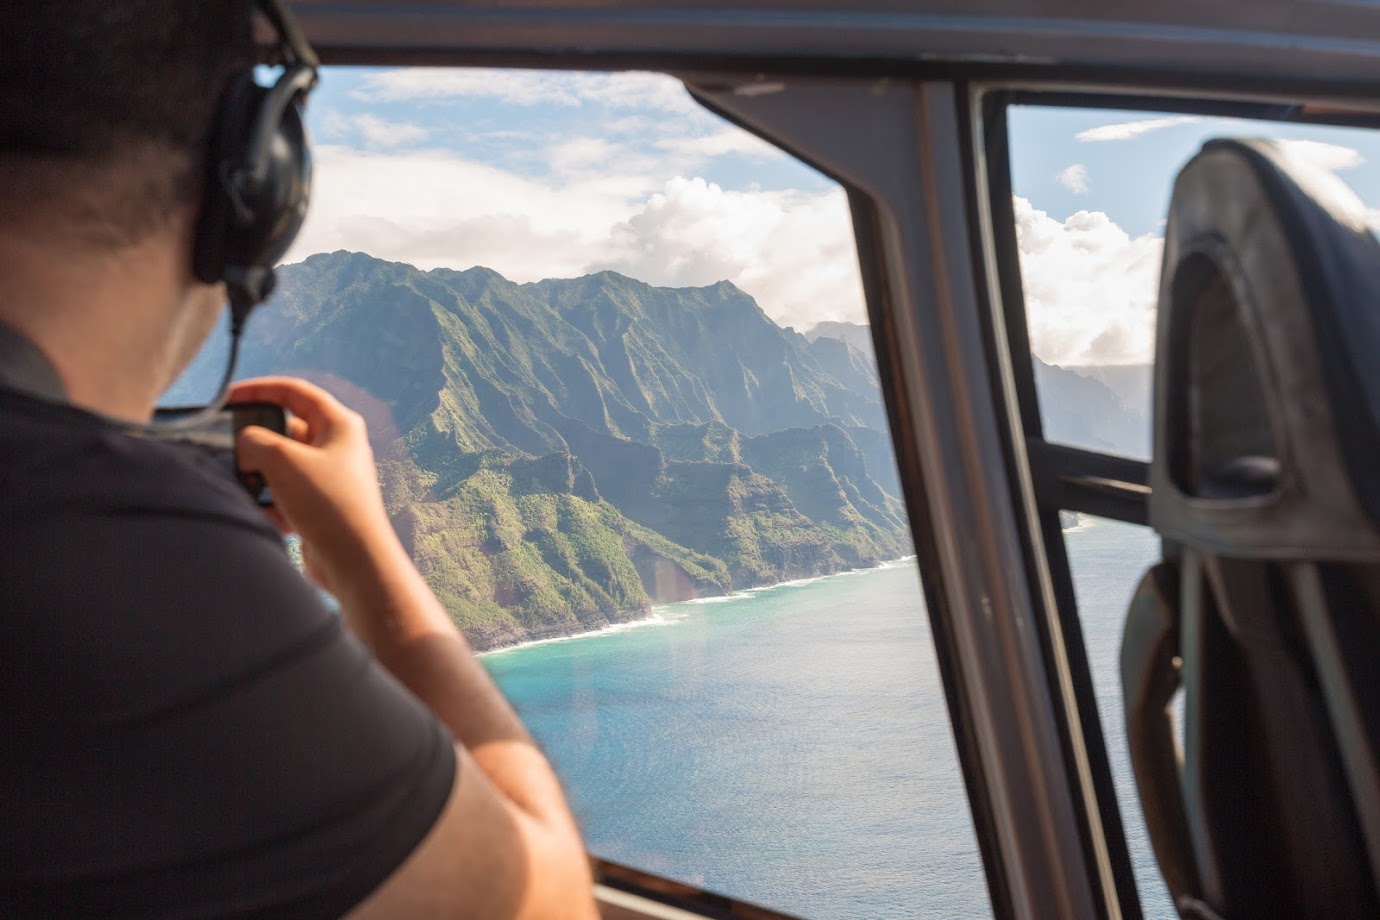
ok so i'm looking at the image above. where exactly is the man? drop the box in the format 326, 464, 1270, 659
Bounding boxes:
0, 2, 595, 917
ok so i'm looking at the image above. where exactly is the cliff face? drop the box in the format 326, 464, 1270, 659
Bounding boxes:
168, 252, 911, 648
166, 260, 1146, 648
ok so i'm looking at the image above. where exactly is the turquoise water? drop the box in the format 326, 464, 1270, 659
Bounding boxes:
483, 518, 1169, 919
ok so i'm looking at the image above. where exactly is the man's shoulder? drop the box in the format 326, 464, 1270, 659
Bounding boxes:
0, 386, 322, 718
0, 386, 270, 532
0, 386, 458, 917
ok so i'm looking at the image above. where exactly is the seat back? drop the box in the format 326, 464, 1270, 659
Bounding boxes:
1122, 138, 1380, 919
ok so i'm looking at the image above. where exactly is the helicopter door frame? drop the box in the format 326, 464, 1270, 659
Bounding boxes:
689, 77, 1138, 920
972, 81, 1380, 919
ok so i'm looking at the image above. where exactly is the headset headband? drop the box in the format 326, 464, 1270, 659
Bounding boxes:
256, 0, 319, 71
238, 0, 318, 196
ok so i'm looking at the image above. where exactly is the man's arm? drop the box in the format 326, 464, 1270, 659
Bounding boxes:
233, 377, 596, 920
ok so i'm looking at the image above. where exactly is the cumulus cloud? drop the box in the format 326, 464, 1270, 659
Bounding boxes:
596, 178, 865, 329
310, 76, 1372, 365
1014, 196, 1162, 366
352, 68, 699, 114
1056, 163, 1089, 195
285, 145, 636, 279
286, 148, 1162, 362
1076, 115, 1201, 142
285, 147, 865, 330
1015, 137, 1375, 364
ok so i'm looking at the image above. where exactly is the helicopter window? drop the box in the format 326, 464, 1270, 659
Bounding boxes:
166, 66, 990, 919
1004, 102, 1380, 464
999, 100, 1380, 917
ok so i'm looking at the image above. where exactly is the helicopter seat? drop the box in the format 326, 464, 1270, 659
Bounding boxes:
1122, 138, 1380, 920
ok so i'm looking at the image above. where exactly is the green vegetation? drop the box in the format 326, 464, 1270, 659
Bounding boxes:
172, 251, 912, 649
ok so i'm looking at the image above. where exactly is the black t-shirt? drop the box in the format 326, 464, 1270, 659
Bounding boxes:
0, 386, 456, 918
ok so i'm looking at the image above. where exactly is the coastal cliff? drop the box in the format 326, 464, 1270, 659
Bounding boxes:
167, 254, 1134, 649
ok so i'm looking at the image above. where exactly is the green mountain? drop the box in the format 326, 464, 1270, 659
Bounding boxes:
168, 251, 910, 649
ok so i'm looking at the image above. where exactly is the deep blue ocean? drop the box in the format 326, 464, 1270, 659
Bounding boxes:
482, 518, 1170, 919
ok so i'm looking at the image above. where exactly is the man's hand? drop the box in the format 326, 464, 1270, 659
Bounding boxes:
230, 376, 402, 602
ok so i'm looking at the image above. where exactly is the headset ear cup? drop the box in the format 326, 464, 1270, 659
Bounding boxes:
191, 75, 312, 307
193, 75, 262, 287
229, 100, 311, 271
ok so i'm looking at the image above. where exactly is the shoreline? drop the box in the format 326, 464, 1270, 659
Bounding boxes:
478, 553, 919, 658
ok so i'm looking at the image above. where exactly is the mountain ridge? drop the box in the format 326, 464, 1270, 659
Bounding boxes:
169, 252, 910, 648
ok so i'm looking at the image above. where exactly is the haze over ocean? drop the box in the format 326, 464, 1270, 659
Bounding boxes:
484, 517, 1170, 919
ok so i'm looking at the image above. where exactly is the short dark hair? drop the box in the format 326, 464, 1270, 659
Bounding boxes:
0, 1, 255, 246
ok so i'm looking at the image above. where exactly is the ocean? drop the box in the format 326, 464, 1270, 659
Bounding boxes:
482, 517, 1170, 919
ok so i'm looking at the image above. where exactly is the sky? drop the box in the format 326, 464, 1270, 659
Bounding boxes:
282, 66, 1380, 367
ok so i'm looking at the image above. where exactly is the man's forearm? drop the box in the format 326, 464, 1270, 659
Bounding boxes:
332, 531, 581, 830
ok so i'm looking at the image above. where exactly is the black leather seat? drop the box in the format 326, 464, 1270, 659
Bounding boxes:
1122, 138, 1380, 920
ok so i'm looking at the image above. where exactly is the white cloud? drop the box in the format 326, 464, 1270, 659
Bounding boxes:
1014, 196, 1162, 366
285, 148, 865, 331
285, 145, 636, 279
597, 178, 864, 330
286, 147, 1158, 362
306, 75, 1324, 363
1056, 163, 1089, 195
1076, 115, 1201, 142
289, 65, 867, 332
546, 137, 622, 174
322, 111, 429, 148
352, 68, 699, 114
1015, 137, 1376, 364
354, 114, 429, 147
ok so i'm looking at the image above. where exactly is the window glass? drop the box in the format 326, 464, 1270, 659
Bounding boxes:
1007, 103, 1380, 917
1007, 104, 1380, 461
168, 67, 987, 919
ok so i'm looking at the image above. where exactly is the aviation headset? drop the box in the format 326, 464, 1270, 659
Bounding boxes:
181, 0, 319, 420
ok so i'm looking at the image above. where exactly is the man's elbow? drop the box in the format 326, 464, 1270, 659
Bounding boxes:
515, 813, 599, 920
345, 760, 597, 920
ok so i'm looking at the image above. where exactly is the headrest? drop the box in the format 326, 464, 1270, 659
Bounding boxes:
1150, 138, 1380, 560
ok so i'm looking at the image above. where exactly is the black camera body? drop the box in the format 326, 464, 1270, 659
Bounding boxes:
151, 402, 286, 505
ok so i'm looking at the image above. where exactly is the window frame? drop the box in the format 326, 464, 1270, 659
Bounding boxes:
594, 858, 802, 920
279, 3, 1380, 911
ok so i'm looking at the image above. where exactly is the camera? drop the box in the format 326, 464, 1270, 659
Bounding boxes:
150, 402, 287, 505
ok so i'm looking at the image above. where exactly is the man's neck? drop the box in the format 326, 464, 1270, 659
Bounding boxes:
0, 229, 204, 423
